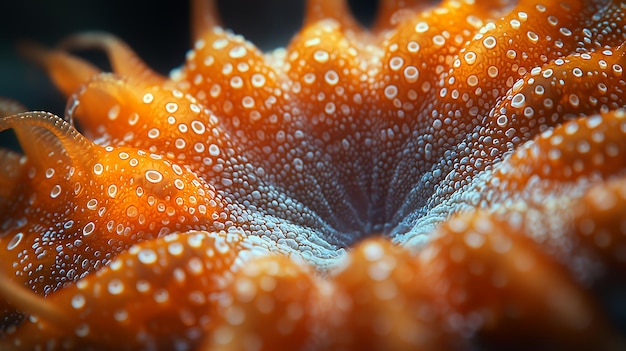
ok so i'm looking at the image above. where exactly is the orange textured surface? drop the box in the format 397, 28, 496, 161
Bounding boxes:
1, 0, 625, 350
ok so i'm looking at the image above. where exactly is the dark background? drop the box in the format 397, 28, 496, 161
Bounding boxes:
0, 0, 378, 150
0, 0, 378, 114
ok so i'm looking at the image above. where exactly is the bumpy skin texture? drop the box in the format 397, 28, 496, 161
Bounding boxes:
1, 0, 626, 350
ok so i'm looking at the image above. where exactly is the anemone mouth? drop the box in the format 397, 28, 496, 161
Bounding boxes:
0, 0, 491, 258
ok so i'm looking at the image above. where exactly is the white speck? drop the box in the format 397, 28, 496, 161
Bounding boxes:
114, 309, 129, 322
313, 50, 329, 63
389, 56, 404, 71
75, 324, 90, 337
384, 85, 398, 99
229, 45, 247, 58
251, 73, 266, 88
415, 22, 429, 33
142, 93, 154, 104
154, 289, 169, 303
511, 93, 526, 108
71, 294, 86, 309
107, 104, 120, 120
324, 70, 339, 85
209, 144, 220, 157
50, 185, 62, 199
363, 241, 384, 261
165, 102, 179, 113
464, 231, 485, 248
7, 232, 23, 251
136, 280, 151, 293
108, 279, 124, 295
147, 128, 160, 139
145, 170, 164, 183
168, 242, 184, 256
482, 36, 497, 49
107, 184, 118, 198
138, 248, 158, 264
212, 38, 229, 50
403, 66, 419, 83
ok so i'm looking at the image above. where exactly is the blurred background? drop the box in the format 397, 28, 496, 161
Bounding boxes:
0, 0, 379, 151
0, 0, 377, 114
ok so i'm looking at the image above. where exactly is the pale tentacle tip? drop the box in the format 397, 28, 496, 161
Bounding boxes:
191, 0, 222, 43
304, 0, 362, 31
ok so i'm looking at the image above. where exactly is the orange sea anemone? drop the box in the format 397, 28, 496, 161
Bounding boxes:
1, 0, 625, 350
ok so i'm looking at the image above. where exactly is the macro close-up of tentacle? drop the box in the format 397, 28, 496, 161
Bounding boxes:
1, 0, 625, 350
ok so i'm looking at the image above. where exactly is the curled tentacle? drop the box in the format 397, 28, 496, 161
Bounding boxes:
0, 111, 94, 168
59, 32, 166, 86
19, 43, 100, 98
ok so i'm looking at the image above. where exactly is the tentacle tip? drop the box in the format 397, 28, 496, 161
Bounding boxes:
16, 40, 50, 67
303, 0, 361, 31
0, 98, 28, 119
191, 0, 222, 42
57, 31, 118, 52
